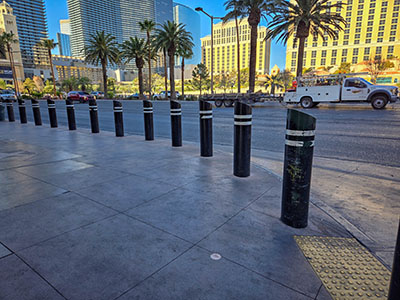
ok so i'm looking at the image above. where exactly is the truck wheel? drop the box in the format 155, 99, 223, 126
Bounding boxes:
215, 100, 223, 107
300, 97, 313, 109
224, 99, 234, 107
371, 95, 388, 109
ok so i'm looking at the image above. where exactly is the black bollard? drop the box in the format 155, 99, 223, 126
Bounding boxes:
170, 100, 182, 147
31, 99, 42, 126
113, 100, 124, 137
199, 100, 213, 157
47, 99, 58, 128
389, 220, 400, 300
65, 99, 76, 130
6, 100, 15, 122
281, 109, 316, 228
143, 100, 154, 140
233, 101, 252, 177
18, 99, 27, 124
89, 99, 100, 133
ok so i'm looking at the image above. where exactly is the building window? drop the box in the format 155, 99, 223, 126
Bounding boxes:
364, 47, 370, 55
352, 57, 358, 64
388, 46, 394, 53
367, 21, 373, 26
367, 27, 373, 32
353, 48, 359, 55
291, 60, 296, 67
342, 49, 348, 56
376, 47, 382, 54
377, 38, 383, 42
321, 50, 327, 57
332, 49, 337, 57
341, 57, 347, 63
311, 59, 316, 66
389, 37, 396, 41
292, 52, 297, 58
312, 51, 317, 58
365, 38, 371, 43
378, 32, 384, 37
331, 58, 337, 65
321, 58, 326, 65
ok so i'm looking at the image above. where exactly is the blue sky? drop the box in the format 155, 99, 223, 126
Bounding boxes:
44, 0, 287, 70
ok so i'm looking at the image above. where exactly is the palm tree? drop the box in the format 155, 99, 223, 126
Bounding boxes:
154, 21, 193, 99
0, 32, 19, 97
40, 39, 58, 96
226, 0, 276, 93
177, 46, 193, 98
162, 48, 168, 99
84, 31, 120, 96
139, 19, 156, 98
223, 0, 243, 93
121, 37, 148, 99
267, 0, 346, 78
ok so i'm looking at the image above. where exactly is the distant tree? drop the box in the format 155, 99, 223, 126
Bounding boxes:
365, 57, 394, 84
264, 70, 294, 94
177, 46, 193, 98
121, 37, 148, 99
43, 80, 54, 94
267, 0, 346, 78
33, 76, 44, 92
155, 21, 193, 99
77, 77, 91, 91
334, 62, 351, 74
191, 63, 210, 95
0, 79, 6, 89
139, 19, 156, 97
23, 78, 36, 94
39, 39, 58, 96
84, 31, 120, 96
0, 32, 19, 95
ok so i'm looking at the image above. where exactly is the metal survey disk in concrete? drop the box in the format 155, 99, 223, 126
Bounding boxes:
295, 235, 390, 300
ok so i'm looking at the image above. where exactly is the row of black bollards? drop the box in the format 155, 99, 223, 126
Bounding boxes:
143, 100, 154, 141
18, 99, 27, 124
89, 99, 100, 133
47, 99, 58, 128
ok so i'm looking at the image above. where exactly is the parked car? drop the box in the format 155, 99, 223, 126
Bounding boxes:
67, 91, 94, 103
153, 91, 180, 100
0, 89, 17, 102
91, 91, 104, 99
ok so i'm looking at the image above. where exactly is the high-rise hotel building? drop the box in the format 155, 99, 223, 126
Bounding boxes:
201, 18, 271, 75
286, 0, 400, 74
7, 0, 48, 77
67, 0, 173, 58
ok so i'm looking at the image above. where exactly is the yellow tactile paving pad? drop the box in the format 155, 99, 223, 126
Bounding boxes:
295, 236, 391, 299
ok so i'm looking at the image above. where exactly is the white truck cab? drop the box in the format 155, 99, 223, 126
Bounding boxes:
284, 75, 399, 109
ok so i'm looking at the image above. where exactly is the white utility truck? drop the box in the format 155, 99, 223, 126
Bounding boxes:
284, 75, 399, 109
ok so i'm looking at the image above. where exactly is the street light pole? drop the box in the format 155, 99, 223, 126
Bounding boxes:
195, 7, 222, 95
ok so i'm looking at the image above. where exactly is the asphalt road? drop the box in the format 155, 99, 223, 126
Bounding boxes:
21, 99, 400, 167
7, 99, 400, 266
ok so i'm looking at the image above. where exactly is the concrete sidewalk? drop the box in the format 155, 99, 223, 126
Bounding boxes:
0, 122, 380, 300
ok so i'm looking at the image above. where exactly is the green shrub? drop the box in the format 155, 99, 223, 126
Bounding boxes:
107, 91, 115, 99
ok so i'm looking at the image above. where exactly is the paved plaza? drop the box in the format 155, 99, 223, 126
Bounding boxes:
0, 120, 392, 299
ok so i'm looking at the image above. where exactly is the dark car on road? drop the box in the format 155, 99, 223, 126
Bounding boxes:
67, 91, 94, 103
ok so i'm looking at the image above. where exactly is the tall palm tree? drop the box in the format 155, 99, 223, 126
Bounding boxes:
40, 39, 58, 96
177, 46, 193, 98
223, 0, 243, 93
226, 0, 276, 93
121, 37, 148, 99
84, 31, 120, 96
139, 19, 156, 98
267, 0, 346, 78
0, 32, 19, 97
163, 47, 168, 99
155, 21, 193, 99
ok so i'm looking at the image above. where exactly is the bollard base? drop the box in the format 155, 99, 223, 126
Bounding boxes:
280, 216, 308, 229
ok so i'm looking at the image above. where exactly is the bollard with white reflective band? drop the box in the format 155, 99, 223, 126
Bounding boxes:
170, 100, 182, 147
389, 220, 400, 300
18, 99, 27, 124
65, 99, 76, 130
31, 99, 42, 126
113, 100, 124, 137
89, 99, 99, 133
47, 99, 58, 128
143, 100, 154, 140
199, 100, 213, 157
233, 101, 252, 177
5, 100, 15, 122
281, 109, 316, 228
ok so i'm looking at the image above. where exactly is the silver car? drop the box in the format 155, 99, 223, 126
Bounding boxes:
0, 89, 17, 102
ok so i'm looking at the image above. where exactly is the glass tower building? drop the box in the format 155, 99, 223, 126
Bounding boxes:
67, 0, 173, 58
6, 0, 48, 74
57, 33, 72, 57
173, 3, 201, 65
